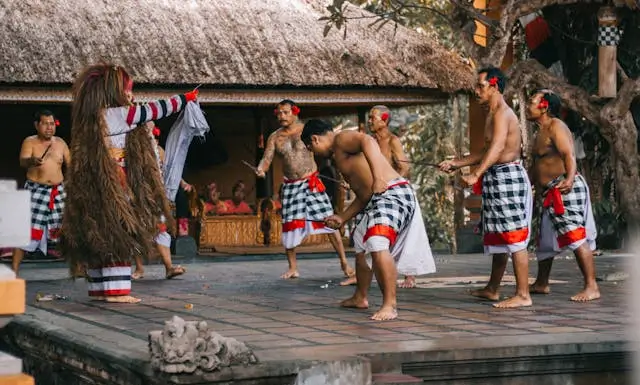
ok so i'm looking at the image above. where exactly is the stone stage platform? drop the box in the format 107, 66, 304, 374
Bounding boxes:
0, 253, 635, 384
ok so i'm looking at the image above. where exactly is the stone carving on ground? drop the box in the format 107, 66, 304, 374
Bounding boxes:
149, 315, 258, 374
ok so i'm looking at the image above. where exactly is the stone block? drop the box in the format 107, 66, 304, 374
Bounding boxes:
294, 358, 372, 385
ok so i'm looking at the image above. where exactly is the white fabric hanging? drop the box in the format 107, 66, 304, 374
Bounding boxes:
162, 101, 210, 201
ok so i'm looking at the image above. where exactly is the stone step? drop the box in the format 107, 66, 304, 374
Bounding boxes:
373, 373, 423, 384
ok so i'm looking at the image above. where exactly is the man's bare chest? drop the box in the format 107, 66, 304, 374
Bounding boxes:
274, 134, 306, 157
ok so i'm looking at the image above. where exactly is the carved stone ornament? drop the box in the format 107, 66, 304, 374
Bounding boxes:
149, 316, 258, 373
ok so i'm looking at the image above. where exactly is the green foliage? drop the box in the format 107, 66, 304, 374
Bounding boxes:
399, 97, 468, 250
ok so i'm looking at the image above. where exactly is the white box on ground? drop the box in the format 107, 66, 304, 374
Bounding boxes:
0, 351, 22, 376
0, 179, 31, 248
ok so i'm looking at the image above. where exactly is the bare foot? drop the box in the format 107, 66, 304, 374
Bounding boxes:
493, 295, 532, 308
570, 286, 601, 302
280, 269, 299, 279
340, 295, 369, 309
529, 282, 550, 295
339, 276, 357, 286
105, 295, 142, 304
341, 264, 355, 278
131, 271, 144, 280
370, 305, 398, 321
470, 287, 500, 301
398, 276, 416, 288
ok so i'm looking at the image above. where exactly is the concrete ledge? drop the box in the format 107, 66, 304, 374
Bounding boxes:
0, 308, 372, 385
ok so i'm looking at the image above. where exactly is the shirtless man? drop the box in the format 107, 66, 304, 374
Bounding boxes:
12, 110, 70, 274
255, 100, 354, 279
439, 67, 534, 308
302, 119, 435, 321
526, 90, 600, 302
340, 105, 417, 288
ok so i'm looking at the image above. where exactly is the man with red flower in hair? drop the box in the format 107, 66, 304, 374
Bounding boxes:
526, 90, 600, 302
11, 110, 70, 274
254, 99, 354, 279
439, 67, 534, 308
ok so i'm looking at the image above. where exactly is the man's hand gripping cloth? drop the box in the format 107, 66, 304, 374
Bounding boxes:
537, 174, 597, 260
163, 101, 210, 202
353, 178, 436, 276
481, 162, 533, 255
281, 171, 335, 249
22, 180, 65, 256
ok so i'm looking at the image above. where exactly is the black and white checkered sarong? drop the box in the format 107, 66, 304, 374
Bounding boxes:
482, 162, 530, 235
281, 173, 334, 226
543, 174, 589, 236
357, 179, 416, 242
24, 180, 65, 242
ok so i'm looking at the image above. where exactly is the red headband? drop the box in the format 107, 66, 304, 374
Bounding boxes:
273, 105, 300, 116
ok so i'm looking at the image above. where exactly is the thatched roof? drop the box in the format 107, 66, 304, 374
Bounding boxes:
0, 0, 474, 92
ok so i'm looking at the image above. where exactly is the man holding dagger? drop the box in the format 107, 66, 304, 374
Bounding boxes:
12, 110, 70, 274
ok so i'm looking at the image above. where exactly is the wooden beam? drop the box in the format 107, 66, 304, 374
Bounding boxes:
0, 87, 450, 106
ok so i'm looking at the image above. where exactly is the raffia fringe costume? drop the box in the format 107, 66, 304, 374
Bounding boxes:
63, 94, 190, 298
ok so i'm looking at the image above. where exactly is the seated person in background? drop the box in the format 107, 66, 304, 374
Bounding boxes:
223, 180, 253, 215
203, 182, 228, 216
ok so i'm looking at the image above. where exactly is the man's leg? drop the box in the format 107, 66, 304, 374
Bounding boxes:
530, 257, 554, 294
470, 253, 508, 301
281, 248, 299, 279
132, 255, 144, 279
157, 243, 185, 279
327, 231, 354, 277
11, 249, 25, 275
370, 250, 398, 321
494, 249, 532, 308
340, 252, 371, 309
570, 243, 600, 302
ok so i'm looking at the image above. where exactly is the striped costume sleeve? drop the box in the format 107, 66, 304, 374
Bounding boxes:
124, 94, 188, 126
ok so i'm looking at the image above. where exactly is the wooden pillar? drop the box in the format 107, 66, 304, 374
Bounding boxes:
597, 7, 619, 98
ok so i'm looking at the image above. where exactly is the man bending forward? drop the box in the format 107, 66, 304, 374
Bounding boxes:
302, 119, 435, 321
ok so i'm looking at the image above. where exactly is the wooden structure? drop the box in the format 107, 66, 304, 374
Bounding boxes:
0, 0, 474, 252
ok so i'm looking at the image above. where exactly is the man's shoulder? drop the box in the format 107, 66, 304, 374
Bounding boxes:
22, 135, 37, 143
53, 136, 68, 145
550, 117, 570, 132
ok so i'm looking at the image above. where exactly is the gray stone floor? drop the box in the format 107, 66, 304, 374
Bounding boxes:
6, 252, 632, 364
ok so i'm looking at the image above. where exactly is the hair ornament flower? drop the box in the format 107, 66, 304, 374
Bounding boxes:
488, 77, 498, 87
55, 119, 60, 127
381, 112, 389, 122
538, 99, 549, 109
152, 127, 160, 137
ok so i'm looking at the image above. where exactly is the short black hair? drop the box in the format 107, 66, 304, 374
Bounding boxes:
34, 109, 55, 124
301, 119, 333, 146
232, 180, 245, 194
478, 66, 507, 93
277, 99, 297, 108
533, 89, 562, 117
